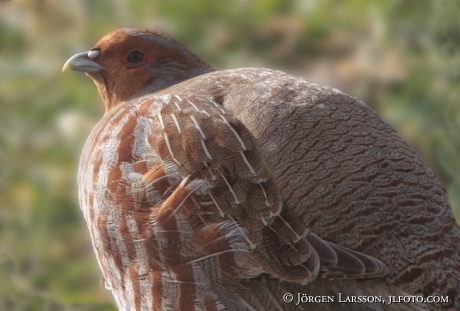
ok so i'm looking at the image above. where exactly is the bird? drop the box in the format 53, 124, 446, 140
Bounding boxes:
63, 28, 460, 311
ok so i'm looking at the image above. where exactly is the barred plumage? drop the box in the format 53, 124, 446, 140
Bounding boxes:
64, 28, 460, 311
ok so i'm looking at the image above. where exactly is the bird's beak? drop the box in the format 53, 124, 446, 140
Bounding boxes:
62, 51, 105, 72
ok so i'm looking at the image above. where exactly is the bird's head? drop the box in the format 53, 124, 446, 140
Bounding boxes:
63, 28, 214, 112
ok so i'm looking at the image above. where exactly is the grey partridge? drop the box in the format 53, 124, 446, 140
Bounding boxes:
63, 28, 460, 311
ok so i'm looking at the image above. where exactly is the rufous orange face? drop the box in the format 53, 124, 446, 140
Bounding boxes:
63, 28, 213, 112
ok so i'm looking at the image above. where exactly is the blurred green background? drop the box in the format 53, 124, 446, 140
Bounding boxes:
1, 0, 460, 310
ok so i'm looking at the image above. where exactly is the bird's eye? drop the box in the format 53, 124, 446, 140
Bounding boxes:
126, 50, 144, 63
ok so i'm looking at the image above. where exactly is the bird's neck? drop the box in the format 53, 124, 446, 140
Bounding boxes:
96, 64, 214, 113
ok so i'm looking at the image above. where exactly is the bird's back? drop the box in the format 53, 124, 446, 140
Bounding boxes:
160, 68, 460, 309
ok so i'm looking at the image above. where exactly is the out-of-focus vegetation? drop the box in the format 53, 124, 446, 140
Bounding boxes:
1, 0, 459, 310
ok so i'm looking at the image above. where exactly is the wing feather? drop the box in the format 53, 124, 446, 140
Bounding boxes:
145, 93, 387, 288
